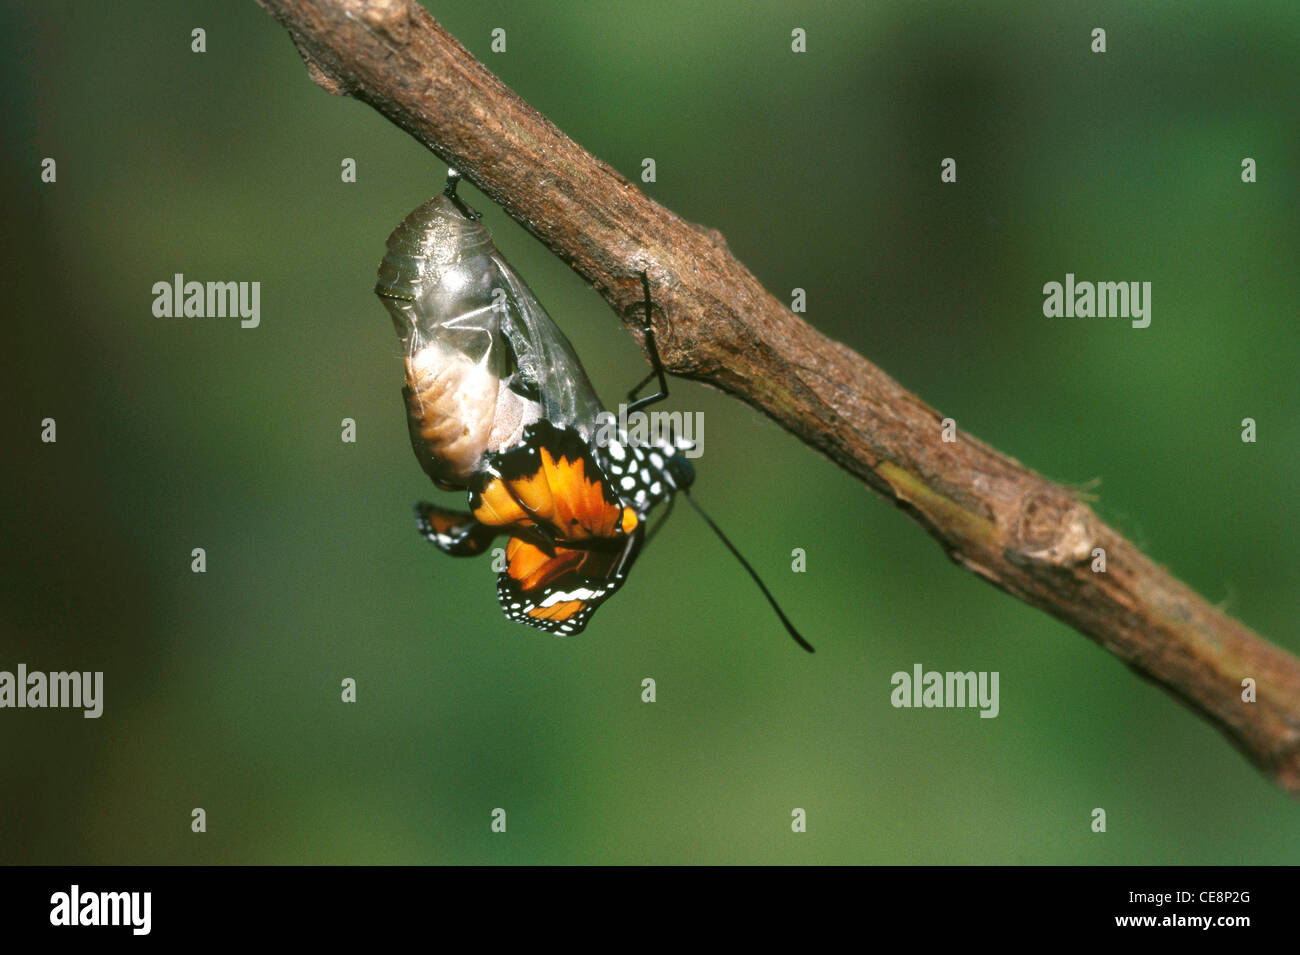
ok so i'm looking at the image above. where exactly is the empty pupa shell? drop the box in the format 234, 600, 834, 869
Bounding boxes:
376, 194, 606, 488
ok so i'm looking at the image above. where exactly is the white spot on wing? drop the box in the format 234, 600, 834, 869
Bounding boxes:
541, 588, 596, 607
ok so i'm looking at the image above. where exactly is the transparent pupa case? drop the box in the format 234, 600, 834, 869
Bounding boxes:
375, 194, 606, 488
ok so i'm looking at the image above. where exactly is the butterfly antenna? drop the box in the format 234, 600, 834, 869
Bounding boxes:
681, 490, 814, 653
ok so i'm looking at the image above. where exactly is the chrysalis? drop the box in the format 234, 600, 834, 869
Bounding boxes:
375, 177, 604, 489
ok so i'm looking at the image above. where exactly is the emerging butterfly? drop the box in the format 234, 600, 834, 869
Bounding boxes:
375, 170, 812, 651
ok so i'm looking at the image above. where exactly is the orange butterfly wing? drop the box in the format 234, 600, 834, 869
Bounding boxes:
469, 422, 644, 634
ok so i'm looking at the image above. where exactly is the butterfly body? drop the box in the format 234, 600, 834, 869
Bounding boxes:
380, 187, 688, 634
379, 173, 810, 651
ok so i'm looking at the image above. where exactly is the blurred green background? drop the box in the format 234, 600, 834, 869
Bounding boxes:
2, 0, 1297, 864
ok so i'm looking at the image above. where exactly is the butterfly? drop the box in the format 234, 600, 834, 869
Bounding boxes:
376, 170, 812, 651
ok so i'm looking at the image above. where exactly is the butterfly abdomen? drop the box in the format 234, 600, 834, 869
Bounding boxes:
403, 346, 538, 484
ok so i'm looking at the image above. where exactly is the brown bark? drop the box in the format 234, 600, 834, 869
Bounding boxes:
256, 0, 1300, 795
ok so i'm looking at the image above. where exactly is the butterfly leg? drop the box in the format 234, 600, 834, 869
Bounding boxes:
626, 271, 669, 413
625, 370, 656, 404
442, 167, 481, 221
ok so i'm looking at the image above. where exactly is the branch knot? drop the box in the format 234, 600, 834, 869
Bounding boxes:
1011, 493, 1094, 567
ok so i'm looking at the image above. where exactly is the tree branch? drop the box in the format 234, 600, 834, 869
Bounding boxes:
256, 0, 1300, 795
